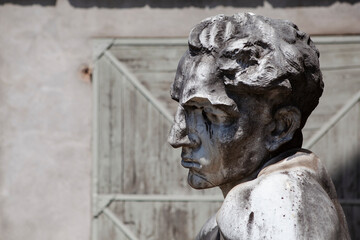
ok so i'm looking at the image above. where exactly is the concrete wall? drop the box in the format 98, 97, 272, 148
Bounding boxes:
0, 1, 359, 239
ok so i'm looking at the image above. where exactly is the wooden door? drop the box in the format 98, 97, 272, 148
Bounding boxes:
92, 37, 360, 240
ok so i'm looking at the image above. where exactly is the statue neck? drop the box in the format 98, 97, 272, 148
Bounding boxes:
219, 170, 259, 198
219, 148, 305, 198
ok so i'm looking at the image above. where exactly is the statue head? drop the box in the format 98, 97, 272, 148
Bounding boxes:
168, 13, 323, 191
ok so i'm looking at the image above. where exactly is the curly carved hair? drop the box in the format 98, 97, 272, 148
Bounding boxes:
172, 13, 323, 131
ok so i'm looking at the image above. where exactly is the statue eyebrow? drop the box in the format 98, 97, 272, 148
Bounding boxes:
182, 101, 238, 115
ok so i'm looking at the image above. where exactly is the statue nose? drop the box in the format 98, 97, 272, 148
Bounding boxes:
168, 128, 191, 148
168, 124, 201, 148
168, 106, 201, 148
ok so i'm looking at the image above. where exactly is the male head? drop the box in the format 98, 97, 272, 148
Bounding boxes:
168, 13, 323, 192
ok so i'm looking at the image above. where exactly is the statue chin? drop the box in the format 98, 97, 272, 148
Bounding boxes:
187, 171, 214, 189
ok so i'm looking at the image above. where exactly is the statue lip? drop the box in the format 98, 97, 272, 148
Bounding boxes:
181, 159, 201, 169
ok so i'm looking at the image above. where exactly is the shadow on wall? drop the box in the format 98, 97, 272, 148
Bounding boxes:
0, 0, 56, 5
0, 0, 359, 7
332, 150, 360, 240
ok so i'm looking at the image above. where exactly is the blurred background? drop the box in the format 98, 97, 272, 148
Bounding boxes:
0, 1, 359, 240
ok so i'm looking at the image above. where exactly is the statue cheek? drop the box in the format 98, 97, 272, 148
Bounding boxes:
217, 125, 244, 144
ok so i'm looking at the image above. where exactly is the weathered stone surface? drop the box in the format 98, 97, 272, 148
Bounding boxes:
168, 13, 350, 239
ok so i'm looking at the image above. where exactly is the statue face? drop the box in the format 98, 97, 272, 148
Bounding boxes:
169, 53, 272, 189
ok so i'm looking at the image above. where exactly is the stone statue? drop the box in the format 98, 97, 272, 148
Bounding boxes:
168, 13, 350, 239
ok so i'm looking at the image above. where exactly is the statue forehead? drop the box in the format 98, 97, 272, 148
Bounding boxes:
176, 53, 236, 107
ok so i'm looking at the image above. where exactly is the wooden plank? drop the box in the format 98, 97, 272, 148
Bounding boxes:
98, 194, 224, 202
121, 76, 137, 194
113, 38, 187, 46
119, 58, 180, 72
134, 72, 176, 83
133, 89, 150, 193
110, 45, 185, 73
312, 36, 360, 44
109, 64, 124, 193
317, 43, 360, 51
92, 56, 100, 214
97, 56, 128, 194
132, 74, 177, 115
318, 44, 360, 69
97, 56, 113, 194
120, 91, 184, 194
110, 45, 187, 60
121, 83, 153, 194
103, 208, 139, 240
138, 77, 174, 91
111, 201, 222, 240
304, 68, 360, 135
97, 210, 129, 240
305, 91, 360, 149
119, 79, 175, 194
137, 82, 177, 116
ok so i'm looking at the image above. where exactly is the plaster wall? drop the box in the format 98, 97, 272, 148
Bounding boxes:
0, 1, 359, 239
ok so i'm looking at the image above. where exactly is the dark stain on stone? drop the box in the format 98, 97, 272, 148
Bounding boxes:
80, 65, 93, 83
243, 188, 252, 202
249, 212, 254, 223
202, 110, 213, 138
247, 212, 254, 235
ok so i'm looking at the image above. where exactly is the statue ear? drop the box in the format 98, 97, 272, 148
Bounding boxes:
265, 106, 301, 152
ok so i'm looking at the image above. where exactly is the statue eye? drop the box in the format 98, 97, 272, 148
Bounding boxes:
202, 110, 217, 123
202, 109, 235, 126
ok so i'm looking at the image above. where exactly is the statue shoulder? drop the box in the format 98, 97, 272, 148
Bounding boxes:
217, 150, 348, 240
196, 213, 220, 240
